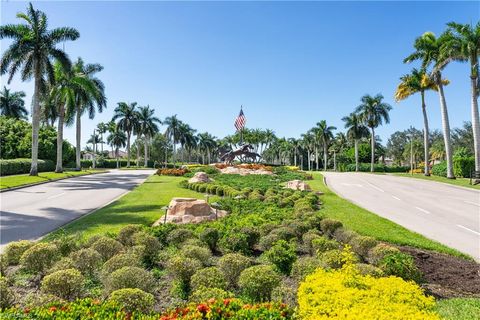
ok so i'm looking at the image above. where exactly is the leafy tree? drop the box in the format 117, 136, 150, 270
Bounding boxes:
452, 122, 474, 155
107, 124, 127, 168
113, 102, 139, 167
0, 3, 79, 175
0, 87, 27, 119
342, 113, 369, 171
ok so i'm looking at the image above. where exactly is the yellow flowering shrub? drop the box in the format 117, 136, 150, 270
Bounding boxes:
297, 246, 439, 320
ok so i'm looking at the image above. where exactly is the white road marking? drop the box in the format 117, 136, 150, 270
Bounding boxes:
415, 206, 430, 214
360, 179, 385, 193
392, 195, 401, 201
47, 192, 66, 200
456, 224, 480, 236
464, 200, 480, 207
341, 183, 363, 187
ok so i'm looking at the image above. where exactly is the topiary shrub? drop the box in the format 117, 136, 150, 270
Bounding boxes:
90, 237, 124, 261
333, 227, 359, 244
248, 190, 264, 201
349, 235, 378, 259
108, 288, 154, 313
379, 252, 422, 283
132, 232, 162, 265
238, 265, 281, 302
219, 233, 250, 255
239, 226, 261, 251
167, 256, 202, 298
271, 283, 297, 306
47, 257, 75, 274
258, 227, 296, 251
320, 218, 343, 237
41, 268, 84, 300
302, 231, 322, 255
0, 255, 7, 276
367, 243, 400, 266
0, 277, 15, 309
4, 240, 34, 265
218, 253, 252, 288
51, 233, 81, 257
180, 245, 212, 266
294, 199, 315, 215
356, 263, 384, 277
319, 249, 349, 269
285, 220, 310, 239
189, 287, 233, 303
105, 266, 155, 294
263, 240, 297, 275
199, 228, 220, 252
312, 236, 340, 255
167, 228, 195, 247
191, 267, 227, 291
117, 225, 143, 246
291, 257, 322, 281
20, 243, 59, 273
102, 254, 141, 274
70, 248, 103, 275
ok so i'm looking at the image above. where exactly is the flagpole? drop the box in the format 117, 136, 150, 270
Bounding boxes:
240, 105, 243, 145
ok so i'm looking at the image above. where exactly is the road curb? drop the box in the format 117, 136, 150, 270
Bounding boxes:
0, 170, 109, 193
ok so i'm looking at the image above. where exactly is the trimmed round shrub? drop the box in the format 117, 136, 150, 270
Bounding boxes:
105, 266, 155, 294
239, 226, 261, 250
20, 243, 59, 273
189, 287, 233, 303
219, 233, 250, 255
0, 277, 15, 309
320, 218, 343, 237
167, 228, 195, 247
191, 267, 227, 291
132, 232, 161, 264
263, 240, 297, 275
379, 252, 422, 283
180, 245, 212, 266
103, 254, 141, 274
248, 190, 264, 201
41, 268, 84, 300
302, 231, 322, 255
302, 212, 324, 230
271, 283, 297, 306
291, 257, 322, 281
333, 227, 359, 244
312, 237, 340, 255
167, 256, 203, 285
349, 235, 378, 258
367, 243, 400, 266
356, 263, 384, 277
0, 255, 7, 276
109, 288, 154, 313
286, 220, 310, 239
294, 199, 315, 215
199, 228, 220, 252
258, 227, 296, 251
117, 225, 143, 246
4, 240, 34, 265
70, 248, 103, 275
90, 237, 124, 261
52, 233, 80, 256
47, 257, 75, 274
238, 265, 281, 302
320, 249, 347, 269
218, 253, 252, 288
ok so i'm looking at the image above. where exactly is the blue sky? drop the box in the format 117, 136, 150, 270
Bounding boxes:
1, 1, 478, 149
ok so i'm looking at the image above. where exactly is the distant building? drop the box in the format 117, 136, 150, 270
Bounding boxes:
108, 150, 127, 158
83, 152, 95, 160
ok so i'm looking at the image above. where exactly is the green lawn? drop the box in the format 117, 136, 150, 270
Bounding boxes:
390, 173, 480, 190
46, 174, 200, 239
309, 172, 469, 259
0, 170, 106, 190
436, 298, 480, 320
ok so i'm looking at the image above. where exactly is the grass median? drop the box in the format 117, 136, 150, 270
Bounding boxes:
389, 172, 480, 190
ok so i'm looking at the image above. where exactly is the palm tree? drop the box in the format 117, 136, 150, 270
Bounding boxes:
0, 87, 27, 119
316, 120, 336, 171
0, 3, 79, 175
395, 68, 446, 176
405, 32, 454, 178
443, 22, 480, 172
97, 122, 108, 154
113, 102, 139, 167
137, 105, 161, 167
355, 94, 392, 172
107, 124, 127, 168
331, 132, 348, 171
163, 115, 181, 167
87, 133, 103, 168
197, 132, 217, 164
342, 113, 369, 171
71, 58, 106, 170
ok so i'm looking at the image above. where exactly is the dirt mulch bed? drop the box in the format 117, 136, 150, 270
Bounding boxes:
400, 246, 480, 299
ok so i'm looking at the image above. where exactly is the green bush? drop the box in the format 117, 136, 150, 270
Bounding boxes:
70, 248, 103, 275
320, 218, 343, 237
218, 253, 252, 288
132, 232, 162, 265
105, 266, 155, 294
238, 265, 281, 302
0, 277, 15, 309
199, 228, 220, 252
239, 226, 261, 250
41, 268, 84, 300
263, 240, 297, 275
20, 243, 58, 273
379, 252, 422, 283
189, 287, 233, 303
52, 233, 80, 256
294, 199, 315, 215
285, 220, 310, 240
248, 189, 264, 201
319, 249, 348, 269
3, 240, 34, 265
356, 263, 384, 277
117, 224, 142, 246
167, 228, 195, 247
259, 227, 297, 251
219, 233, 250, 255
302, 231, 322, 255
102, 254, 141, 274
180, 245, 212, 266
108, 288, 154, 313
48, 257, 75, 274
0, 255, 7, 276
453, 156, 475, 177
167, 256, 202, 298
191, 267, 227, 291
333, 227, 359, 244
90, 237, 124, 261
367, 243, 400, 266
349, 235, 378, 258
432, 161, 447, 177
311, 236, 340, 255
291, 256, 322, 281
0, 158, 55, 176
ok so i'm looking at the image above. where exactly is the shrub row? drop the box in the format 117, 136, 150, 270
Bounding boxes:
344, 163, 409, 173
0, 158, 55, 176
432, 157, 476, 178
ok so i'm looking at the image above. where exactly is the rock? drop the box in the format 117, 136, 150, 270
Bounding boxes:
286, 180, 311, 191
188, 172, 212, 183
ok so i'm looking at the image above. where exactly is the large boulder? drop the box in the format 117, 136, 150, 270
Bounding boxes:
188, 172, 212, 183
153, 198, 227, 225
286, 180, 311, 191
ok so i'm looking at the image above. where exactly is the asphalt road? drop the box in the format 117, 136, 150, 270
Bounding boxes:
0, 169, 154, 248
322, 172, 480, 261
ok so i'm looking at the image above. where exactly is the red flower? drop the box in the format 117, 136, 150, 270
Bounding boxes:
23, 308, 30, 314
197, 304, 210, 314
223, 298, 232, 306
49, 306, 57, 312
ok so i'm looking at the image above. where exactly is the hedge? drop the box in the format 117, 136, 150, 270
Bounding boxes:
432, 157, 475, 178
344, 163, 409, 173
0, 158, 55, 176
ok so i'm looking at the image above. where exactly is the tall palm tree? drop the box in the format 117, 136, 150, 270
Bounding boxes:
72, 58, 106, 170
97, 122, 108, 154
137, 105, 161, 167
0, 3, 79, 175
355, 94, 392, 172
163, 115, 181, 167
87, 133, 103, 168
113, 102, 139, 167
342, 113, 369, 172
316, 120, 336, 171
197, 132, 217, 164
443, 22, 480, 172
107, 124, 127, 168
405, 32, 454, 178
0, 87, 27, 119
395, 68, 447, 176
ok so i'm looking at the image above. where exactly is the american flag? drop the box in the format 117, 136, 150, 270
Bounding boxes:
234, 107, 246, 131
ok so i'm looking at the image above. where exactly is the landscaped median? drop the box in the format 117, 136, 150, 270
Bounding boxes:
390, 172, 480, 190
0, 170, 108, 190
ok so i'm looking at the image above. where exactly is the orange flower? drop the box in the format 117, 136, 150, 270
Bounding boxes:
23, 308, 30, 314
208, 298, 216, 304
92, 299, 101, 305
223, 298, 232, 306
197, 304, 210, 314
49, 306, 57, 312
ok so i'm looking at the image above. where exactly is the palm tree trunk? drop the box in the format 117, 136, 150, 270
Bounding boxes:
55, 105, 65, 173
136, 142, 140, 167
436, 75, 454, 179
294, 148, 297, 167
421, 91, 430, 176
323, 145, 328, 171
144, 136, 148, 167
470, 72, 480, 172
30, 62, 41, 176
75, 107, 81, 171
126, 131, 131, 167
333, 150, 337, 171
116, 147, 119, 169
354, 139, 359, 172
370, 127, 375, 172
315, 146, 319, 171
